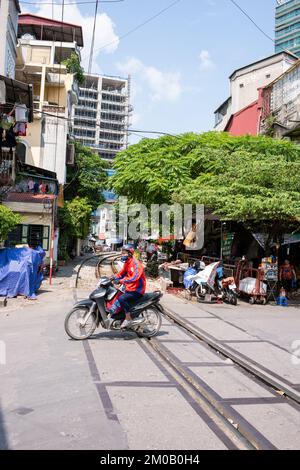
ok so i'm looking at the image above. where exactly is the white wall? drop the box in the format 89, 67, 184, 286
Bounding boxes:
0, 0, 19, 78
41, 116, 68, 184
230, 56, 296, 114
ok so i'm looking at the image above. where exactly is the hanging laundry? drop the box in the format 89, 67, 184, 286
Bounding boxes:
0, 114, 14, 130
13, 122, 27, 136
39, 182, 46, 194
33, 181, 39, 194
28, 179, 34, 192
2, 127, 17, 148
15, 104, 28, 123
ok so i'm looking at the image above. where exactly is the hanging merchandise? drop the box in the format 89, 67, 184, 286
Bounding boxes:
2, 127, 17, 148
15, 103, 28, 123
0, 114, 14, 130
0, 80, 6, 104
13, 122, 27, 136
28, 179, 34, 191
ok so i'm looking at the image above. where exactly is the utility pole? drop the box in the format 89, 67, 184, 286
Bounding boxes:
88, 0, 99, 74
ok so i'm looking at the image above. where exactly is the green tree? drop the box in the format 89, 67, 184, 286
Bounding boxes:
64, 142, 108, 211
111, 132, 300, 205
59, 197, 92, 239
0, 205, 21, 242
62, 53, 85, 85
110, 132, 300, 245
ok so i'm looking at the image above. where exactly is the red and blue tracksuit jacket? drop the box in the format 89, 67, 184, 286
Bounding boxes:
115, 257, 146, 294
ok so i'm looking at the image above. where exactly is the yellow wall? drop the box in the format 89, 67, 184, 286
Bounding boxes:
27, 45, 51, 64
44, 85, 67, 107
23, 119, 42, 167
2, 202, 52, 257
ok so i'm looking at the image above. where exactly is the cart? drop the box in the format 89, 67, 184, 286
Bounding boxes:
235, 261, 267, 305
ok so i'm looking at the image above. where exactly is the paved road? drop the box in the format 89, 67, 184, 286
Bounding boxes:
0, 280, 243, 450
0, 260, 299, 450
161, 294, 300, 398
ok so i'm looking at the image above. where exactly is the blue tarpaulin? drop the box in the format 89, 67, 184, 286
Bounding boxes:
0, 247, 45, 299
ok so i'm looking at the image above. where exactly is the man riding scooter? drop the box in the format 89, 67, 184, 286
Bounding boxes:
111, 244, 146, 329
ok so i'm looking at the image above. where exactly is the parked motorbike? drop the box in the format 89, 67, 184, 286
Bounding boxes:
218, 279, 238, 306
186, 261, 219, 301
64, 277, 163, 340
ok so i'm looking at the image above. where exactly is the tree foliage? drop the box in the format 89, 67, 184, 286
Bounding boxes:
64, 142, 108, 211
0, 205, 21, 242
59, 197, 92, 239
63, 53, 85, 85
111, 132, 300, 237
58, 143, 108, 257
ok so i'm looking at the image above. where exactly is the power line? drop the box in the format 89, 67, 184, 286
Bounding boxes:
81, 0, 183, 61
41, 109, 176, 136
88, 0, 99, 74
228, 0, 274, 43
19, 1, 124, 5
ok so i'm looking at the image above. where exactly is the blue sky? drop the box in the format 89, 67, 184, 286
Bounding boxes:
22, 0, 277, 142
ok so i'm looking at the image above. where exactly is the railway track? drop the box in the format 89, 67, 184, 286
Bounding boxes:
74, 254, 300, 450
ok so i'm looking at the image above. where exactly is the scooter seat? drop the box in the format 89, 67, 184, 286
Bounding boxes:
128, 291, 162, 312
135, 292, 161, 305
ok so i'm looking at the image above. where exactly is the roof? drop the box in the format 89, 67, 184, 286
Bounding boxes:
214, 96, 231, 114
18, 14, 84, 47
229, 51, 298, 80
224, 100, 260, 136
5, 193, 56, 204
17, 162, 57, 181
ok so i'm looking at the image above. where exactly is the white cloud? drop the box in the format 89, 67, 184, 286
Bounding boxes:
199, 50, 215, 70
117, 57, 182, 102
24, 1, 119, 71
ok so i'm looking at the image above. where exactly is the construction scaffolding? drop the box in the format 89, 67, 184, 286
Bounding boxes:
73, 73, 132, 161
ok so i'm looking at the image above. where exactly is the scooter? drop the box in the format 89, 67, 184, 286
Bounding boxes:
65, 277, 163, 340
217, 279, 238, 306
186, 261, 220, 301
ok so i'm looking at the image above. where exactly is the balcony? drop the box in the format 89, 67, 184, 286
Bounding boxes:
101, 108, 127, 116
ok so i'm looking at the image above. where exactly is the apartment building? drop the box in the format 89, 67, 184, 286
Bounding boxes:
15, 14, 83, 184
214, 51, 297, 132
0, 0, 20, 78
260, 58, 300, 140
73, 73, 131, 161
275, 0, 300, 57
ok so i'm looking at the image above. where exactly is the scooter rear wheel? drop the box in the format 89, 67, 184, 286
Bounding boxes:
195, 285, 206, 301
65, 306, 97, 340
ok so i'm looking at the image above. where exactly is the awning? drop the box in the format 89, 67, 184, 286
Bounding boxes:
0, 74, 33, 122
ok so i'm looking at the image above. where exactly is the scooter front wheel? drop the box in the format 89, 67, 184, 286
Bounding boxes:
195, 285, 206, 301
65, 306, 97, 340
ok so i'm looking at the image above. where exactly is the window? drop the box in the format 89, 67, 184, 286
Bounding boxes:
266, 74, 271, 79
7, 224, 50, 251
239, 83, 244, 88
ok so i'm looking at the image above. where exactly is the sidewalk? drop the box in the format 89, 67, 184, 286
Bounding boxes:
161, 293, 300, 400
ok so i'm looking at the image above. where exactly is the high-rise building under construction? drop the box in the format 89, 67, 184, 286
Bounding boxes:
73, 73, 132, 161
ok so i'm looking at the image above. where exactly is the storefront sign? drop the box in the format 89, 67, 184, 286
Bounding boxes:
222, 232, 235, 257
